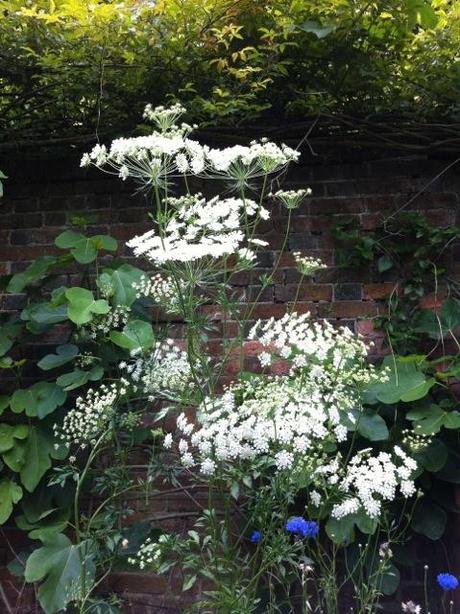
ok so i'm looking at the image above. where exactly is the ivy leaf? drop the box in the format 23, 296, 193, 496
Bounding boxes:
0, 322, 22, 356
98, 264, 146, 307
38, 344, 79, 370
377, 255, 393, 272
65, 287, 110, 325
55, 230, 117, 264
11, 382, 66, 418
356, 412, 389, 441
7, 256, 57, 293
0, 424, 28, 453
25, 534, 95, 614
56, 365, 104, 391
411, 500, 447, 540
20, 426, 67, 492
0, 479, 23, 524
110, 319, 154, 352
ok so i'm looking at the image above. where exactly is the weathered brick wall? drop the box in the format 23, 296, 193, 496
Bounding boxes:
1, 148, 459, 612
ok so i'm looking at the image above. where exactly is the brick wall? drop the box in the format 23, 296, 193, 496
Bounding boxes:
1, 148, 459, 612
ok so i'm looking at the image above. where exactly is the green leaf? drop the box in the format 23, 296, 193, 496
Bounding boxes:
0, 395, 10, 415
25, 534, 95, 614
377, 255, 393, 272
182, 574, 197, 591
325, 515, 355, 545
110, 319, 154, 352
11, 382, 66, 418
56, 230, 117, 264
0, 479, 23, 524
38, 344, 79, 370
21, 302, 68, 328
0, 423, 28, 453
298, 20, 336, 38
357, 412, 389, 441
7, 256, 57, 293
406, 404, 456, 435
16, 508, 69, 541
411, 500, 447, 540
20, 426, 67, 492
65, 287, 110, 325
0, 322, 22, 356
378, 563, 400, 595
355, 512, 378, 535
365, 356, 434, 404
98, 264, 146, 306
415, 439, 448, 472
56, 365, 104, 391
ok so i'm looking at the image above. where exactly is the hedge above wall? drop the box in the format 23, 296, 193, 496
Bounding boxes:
1, 0, 460, 149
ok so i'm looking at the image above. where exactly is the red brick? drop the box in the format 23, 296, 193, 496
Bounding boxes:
363, 283, 395, 300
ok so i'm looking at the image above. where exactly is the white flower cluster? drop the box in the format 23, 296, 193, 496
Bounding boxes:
81, 103, 299, 188
271, 188, 312, 209
120, 340, 192, 401
54, 382, 125, 448
324, 447, 417, 520
87, 305, 130, 339
170, 354, 376, 477
128, 534, 173, 570
132, 273, 182, 313
293, 252, 328, 276
127, 193, 268, 263
249, 312, 374, 381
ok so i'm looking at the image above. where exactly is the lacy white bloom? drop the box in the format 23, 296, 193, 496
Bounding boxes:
81, 103, 300, 189
328, 448, 417, 520
249, 312, 374, 381
54, 382, 123, 448
293, 252, 327, 276
120, 340, 192, 401
271, 188, 311, 209
127, 193, 264, 263
132, 273, 183, 313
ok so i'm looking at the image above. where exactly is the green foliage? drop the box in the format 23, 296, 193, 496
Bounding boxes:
0, 225, 157, 612
0, 0, 459, 143
25, 534, 96, 614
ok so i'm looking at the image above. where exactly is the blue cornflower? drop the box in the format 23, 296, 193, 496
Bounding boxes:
285, 517, 319, 539
437, 573, 459, 591
250, 530, 262, 544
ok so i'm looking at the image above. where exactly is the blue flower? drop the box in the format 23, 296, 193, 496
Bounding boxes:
250, 530, 261, 544
437, 573, 459, 591
285, 517, 319, 539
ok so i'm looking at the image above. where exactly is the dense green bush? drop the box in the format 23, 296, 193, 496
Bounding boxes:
0, 0, 459, 145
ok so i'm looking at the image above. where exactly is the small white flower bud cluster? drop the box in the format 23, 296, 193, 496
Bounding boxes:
128, 534, 174, 570
293, 252, 327, 276
87, 305, 130, 339
402, 428, 432, 452
132, 273, 181, 313
120, 340, 192, 401
270, 188, 312, 209
54, 382, 125, 448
